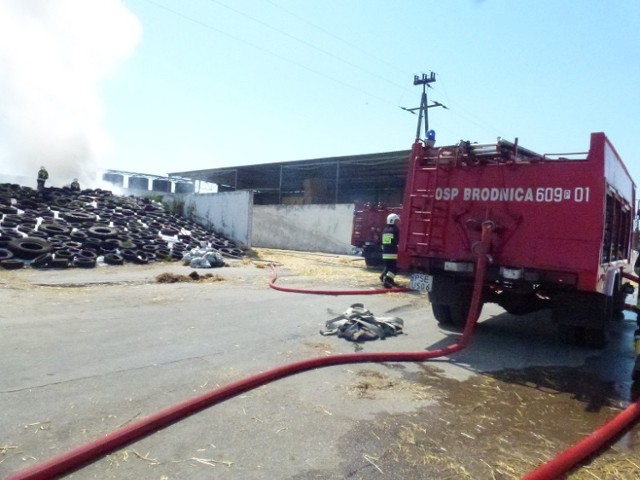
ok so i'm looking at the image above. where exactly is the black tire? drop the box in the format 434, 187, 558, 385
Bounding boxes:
62, 211, 97, 223
497, 293, 546, 316
77, 249, 98, 260
73, 256, 97, 268
39, 223, 71, 236
87, 225, 119, 239
31, 253, 53, 268
363, 243, 383, 268
103, 253, 124, 265
8, 236, 53, 259
612, 279, 632, 319
432, 304, 453, 324
449, 299, 472, 326
1, 258, 24, 270
0, 248, 13, 261
160, 226, 180, 236
70, 230, 88, 241
0, 205, 18, 215
428, 275, 473, 327
121, 249, 138, 262
51, 257, 69, 269
54, 249, 75, 260
132, 251, 149, 264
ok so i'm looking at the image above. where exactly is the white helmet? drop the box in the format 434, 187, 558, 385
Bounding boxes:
387, 213, 400, 225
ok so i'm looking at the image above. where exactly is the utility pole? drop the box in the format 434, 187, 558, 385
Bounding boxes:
400, 72, 446, 142
413, 72, 436, 140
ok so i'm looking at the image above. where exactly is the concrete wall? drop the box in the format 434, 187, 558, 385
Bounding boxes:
183, 191, 253, 247
174, 191, 355, 254
251, 203, 355, 254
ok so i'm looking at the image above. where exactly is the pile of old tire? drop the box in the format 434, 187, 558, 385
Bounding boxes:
0, 183, 245, 270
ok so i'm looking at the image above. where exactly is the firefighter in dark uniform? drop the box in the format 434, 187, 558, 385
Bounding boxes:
380, 213, 400, 288
70, 178, 80, 192
37, 166, 48, 190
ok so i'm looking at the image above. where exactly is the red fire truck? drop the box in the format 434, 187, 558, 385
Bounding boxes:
397, 132, 637, 347
351, 202, 402, 267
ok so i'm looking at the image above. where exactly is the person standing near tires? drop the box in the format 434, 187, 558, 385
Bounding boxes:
380, 213, 400, 289
70, 178, 80, 192
37, 166, 49, 190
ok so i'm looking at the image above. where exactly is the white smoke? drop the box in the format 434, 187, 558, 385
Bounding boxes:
0, 0, 141, 188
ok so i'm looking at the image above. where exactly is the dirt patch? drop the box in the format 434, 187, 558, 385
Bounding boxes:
348, 369, 433, 401
332, 364, 640, 479
249, 248, 388, 289
155, 271, 223, 283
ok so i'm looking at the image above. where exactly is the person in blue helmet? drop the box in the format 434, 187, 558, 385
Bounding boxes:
380, 213, 400, 289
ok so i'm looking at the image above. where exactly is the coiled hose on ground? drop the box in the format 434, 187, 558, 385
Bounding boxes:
7, 226, 640, 479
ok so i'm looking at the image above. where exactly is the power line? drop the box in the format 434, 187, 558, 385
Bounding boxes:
207, 0, 407, 90
263, 0, 411, 78
138, 0, 405, 108
137, 0, 503, 140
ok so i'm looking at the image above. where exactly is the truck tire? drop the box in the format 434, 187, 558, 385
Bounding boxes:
429, 275, 473, 326
8, 237, 53, 259
432, 304, 453, 324
612, 280, 632, 320
363, 243, 383, 268
497, 293, 545, 316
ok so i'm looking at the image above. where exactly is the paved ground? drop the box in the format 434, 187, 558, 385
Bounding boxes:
1, 250, 640, 479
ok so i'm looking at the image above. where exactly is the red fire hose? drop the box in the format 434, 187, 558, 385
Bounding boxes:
268, 273, 410, 295
6, 224, 493, 480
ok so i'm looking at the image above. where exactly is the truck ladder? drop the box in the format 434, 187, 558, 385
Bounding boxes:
406, 150, 449, 255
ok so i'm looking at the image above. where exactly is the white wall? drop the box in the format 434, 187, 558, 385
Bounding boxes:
178, 192, 355, 254
251, 203, 355, 254
183, 191, 253, 247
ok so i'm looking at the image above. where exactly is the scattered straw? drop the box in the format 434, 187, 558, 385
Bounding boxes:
156, 272, 223, 283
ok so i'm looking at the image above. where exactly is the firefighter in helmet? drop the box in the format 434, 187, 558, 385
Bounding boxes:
70, 178, 80, 192
380, 213, 400, 288
37, 166, 48, 190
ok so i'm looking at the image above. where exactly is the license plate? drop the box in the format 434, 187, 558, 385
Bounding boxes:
410, 273, 433, 292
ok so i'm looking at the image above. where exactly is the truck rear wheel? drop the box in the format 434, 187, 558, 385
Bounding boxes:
432, 304, 453, 324
429, 275, 473, 327
363, 244, 383, 268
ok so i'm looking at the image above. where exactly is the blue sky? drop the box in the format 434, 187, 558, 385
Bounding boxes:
1, 0, 639, 190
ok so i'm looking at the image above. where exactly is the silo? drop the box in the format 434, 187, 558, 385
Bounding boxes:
152, 179, 170, 192
128, 177, 149, 190
102, 173, 124, 187
175, 182, 194, 194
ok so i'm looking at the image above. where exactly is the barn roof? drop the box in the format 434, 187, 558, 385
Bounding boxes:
169, 149, 410, 205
